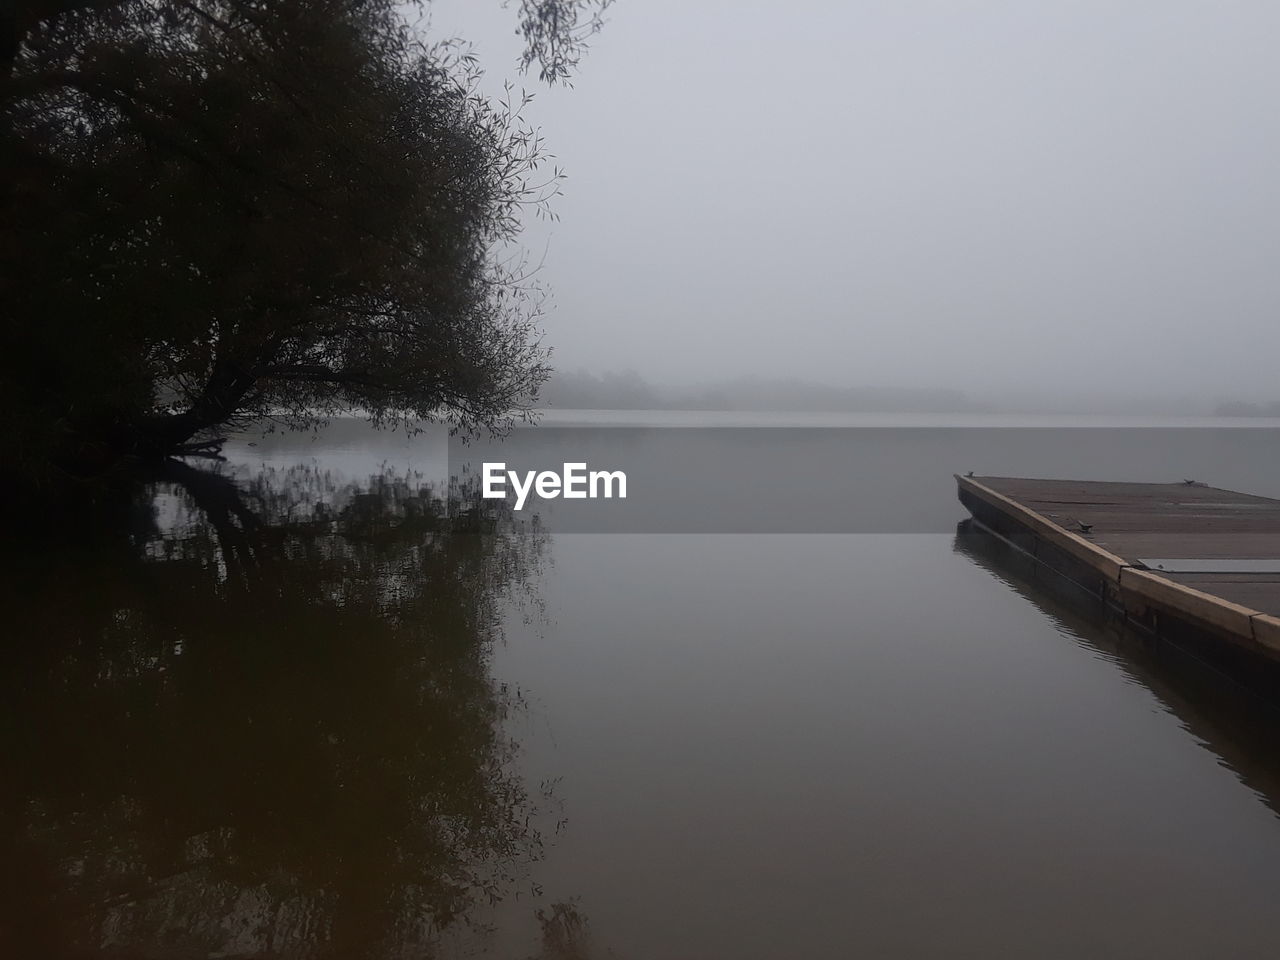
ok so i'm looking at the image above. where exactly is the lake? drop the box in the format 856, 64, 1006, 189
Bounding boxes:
6, 414, 1280, 958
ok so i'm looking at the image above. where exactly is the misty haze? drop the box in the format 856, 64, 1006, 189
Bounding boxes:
8, 3, 1280, 959
428, 0, 1280, 415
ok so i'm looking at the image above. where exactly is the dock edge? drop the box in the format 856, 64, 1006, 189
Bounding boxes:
956, 474, 1280, 661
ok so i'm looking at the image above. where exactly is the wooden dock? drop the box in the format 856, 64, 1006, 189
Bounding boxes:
956, 475, 1280, 663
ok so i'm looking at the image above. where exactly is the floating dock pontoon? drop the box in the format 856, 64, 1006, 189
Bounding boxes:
957, 475, 1280, 663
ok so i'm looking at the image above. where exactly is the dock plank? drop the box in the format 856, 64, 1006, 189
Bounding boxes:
973, 477, 1280, 562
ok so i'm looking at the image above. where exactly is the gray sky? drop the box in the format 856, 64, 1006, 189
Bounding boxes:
428, 0, 1280, 402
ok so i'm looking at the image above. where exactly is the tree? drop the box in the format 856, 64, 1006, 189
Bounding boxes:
0, 0, 611, 478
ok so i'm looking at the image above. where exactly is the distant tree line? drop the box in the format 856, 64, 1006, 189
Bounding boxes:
539, 369, 978, 413
1213, 401, 1280, 418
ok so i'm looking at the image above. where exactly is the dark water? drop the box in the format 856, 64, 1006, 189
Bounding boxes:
7, 419, 1280, 958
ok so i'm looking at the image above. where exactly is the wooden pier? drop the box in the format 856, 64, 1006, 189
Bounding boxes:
957, 475, 1280, 663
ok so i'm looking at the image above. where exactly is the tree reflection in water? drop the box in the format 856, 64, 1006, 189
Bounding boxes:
0, 462, 550, 959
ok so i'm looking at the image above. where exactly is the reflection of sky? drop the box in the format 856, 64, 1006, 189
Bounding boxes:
205, 414, 1280, 533
223, 420, 450, 487
482, 532, 1280, 959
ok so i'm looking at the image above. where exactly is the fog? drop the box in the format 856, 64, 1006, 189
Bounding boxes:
428, 0, 1280, 410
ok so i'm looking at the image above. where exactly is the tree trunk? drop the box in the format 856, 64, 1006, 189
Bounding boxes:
131, 360, 258, 456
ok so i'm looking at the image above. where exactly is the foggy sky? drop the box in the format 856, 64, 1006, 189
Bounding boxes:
427, 0, 1280, 404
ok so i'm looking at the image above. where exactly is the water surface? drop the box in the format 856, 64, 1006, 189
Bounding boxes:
6, 417, 1280, 958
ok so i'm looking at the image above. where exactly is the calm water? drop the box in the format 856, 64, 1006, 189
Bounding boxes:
7, 416, 1280, 958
